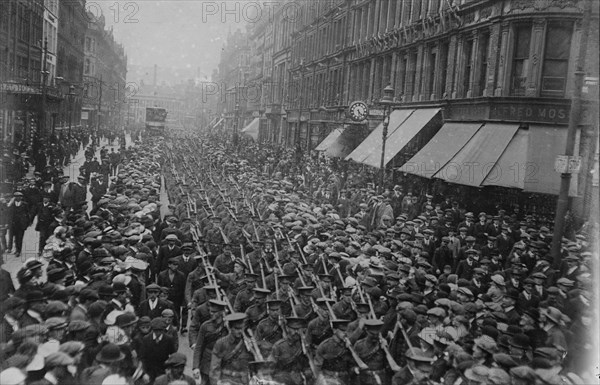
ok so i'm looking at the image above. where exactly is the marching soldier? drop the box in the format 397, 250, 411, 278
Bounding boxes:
192, 299, 228, 385
354, 319, 388, 385
255, 299, 285, 357
268, 317, 314, 385
210, 312, 254, 385
314, 319, 356, 385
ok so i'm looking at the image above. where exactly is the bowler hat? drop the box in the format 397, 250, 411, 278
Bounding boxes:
95, 343, 125, 363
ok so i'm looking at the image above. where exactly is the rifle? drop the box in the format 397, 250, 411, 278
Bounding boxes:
379, 334, 402, 372
217, 225, 231, 245
272, 239, 284, 273
300, 331, 318, 378
366, 292, 377, 320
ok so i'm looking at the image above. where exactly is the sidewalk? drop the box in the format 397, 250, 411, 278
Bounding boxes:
2, 135, 131, 284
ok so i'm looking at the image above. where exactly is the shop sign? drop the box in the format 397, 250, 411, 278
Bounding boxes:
490, 103, 569, 124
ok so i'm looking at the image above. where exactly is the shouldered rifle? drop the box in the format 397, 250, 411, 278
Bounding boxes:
300, 331, 318, 378
366, 293, 377, 320
378, 334, 402, 372
245, 329, 265, 361
343, 335, 369, 371
272, 239, 283, 273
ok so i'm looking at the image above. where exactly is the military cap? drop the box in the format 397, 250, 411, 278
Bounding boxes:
165, 234, 178, 241
363, 319, 384, 329
225, 312, 247, 326
316, 297, 335, 307
354, 302, 370, 313
465, 236, 476, 242
298, 286, 315, 295
266, 299, 282, 309
208, 299, 228, 309
331, 319, 350, 329
253, 287, 271, 297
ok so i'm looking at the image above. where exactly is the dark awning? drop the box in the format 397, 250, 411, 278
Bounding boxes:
433, 123, 520, 187
399, 122, 482, 178
346, 108, 440, 168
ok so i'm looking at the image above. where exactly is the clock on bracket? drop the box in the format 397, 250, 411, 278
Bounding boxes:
348, 101, 369, 122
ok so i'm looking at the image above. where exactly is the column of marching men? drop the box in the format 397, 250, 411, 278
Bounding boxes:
0, 130, 596, 385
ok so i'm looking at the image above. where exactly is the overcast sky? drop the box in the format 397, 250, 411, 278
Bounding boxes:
94, 1, 248, 79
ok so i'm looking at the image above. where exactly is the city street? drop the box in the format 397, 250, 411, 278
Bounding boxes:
1, 1, 598, 385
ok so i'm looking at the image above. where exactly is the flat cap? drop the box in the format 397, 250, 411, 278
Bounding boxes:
45, 351, 74, 368
150, 317, 167, 330
165, 352, 187, 367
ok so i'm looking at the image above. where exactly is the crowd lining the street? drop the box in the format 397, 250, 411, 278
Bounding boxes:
0, 128, 597, 385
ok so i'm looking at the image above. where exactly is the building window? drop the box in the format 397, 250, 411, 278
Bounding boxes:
17, 56, 28, 79
478, 32, 490, 96
427, 48, 436, 99
439, 41, 449, 98
510, 24, 532, 96
462, 39, 474, 97
541, 22, 573, 97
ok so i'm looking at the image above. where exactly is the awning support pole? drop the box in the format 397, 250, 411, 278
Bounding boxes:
550, 0, 593, 268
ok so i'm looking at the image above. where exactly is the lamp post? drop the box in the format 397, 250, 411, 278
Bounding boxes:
378, 84, 395, 193
67, 85, 75, 138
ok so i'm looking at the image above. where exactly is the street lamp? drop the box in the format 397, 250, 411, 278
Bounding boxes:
378, 84, 395, 193
67, 85, 76, 138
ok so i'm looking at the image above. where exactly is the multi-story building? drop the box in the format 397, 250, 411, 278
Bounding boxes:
42, 0, 59, 84
81, 12, 127, 133
0, 0, 52, 151
212, 0, 599, 221
212, 29, 251, 135
55, 0, 86, 131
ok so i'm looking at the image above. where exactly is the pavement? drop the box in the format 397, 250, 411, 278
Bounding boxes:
1, 134, 197, 377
